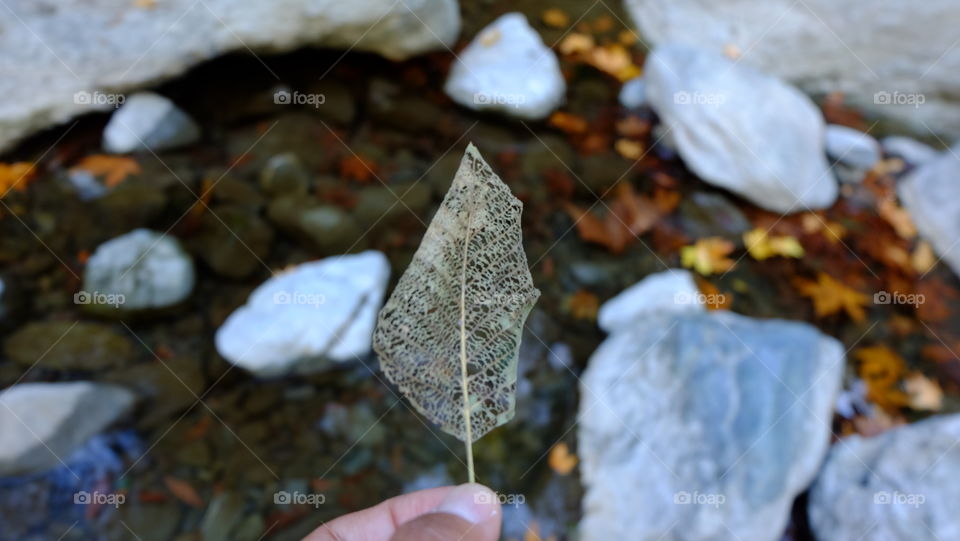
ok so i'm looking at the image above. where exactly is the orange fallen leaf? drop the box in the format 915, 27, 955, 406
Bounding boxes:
558, 33, 595, 56
563, 182, 661, 254
695, 276, 732, 310
681, 237, 735, 275
795, 272, 870, 322
565, 290, 599, 321
911, 241, 936, 274
188, 177, 215, 219
339, 155, 377, 183
586, 44, 642, 81
0, 162, 37, 196
617, 29, 637, 46
164, 476, 203, 508
614, 139, 644, 160
592, 15, 615, 33
615, 116, 649, 138
71, 155, 140, 188
548, 442, 578, 475
878, 198, 916, 239
541, 8, 570, 28
548, 111, 588, 134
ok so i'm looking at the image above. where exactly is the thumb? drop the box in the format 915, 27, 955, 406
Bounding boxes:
390, 483, 502, 541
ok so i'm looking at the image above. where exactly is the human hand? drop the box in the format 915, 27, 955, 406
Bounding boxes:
303, 483, 502, 541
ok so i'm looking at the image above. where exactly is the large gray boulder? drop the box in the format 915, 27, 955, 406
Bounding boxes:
809, 414, 960, 541
644, 43, 837, 213
0, 382, 135, 476
0, 0, 460, 151
898, 144, 960, 278
579, 308, 843, 541
623, 0, 960, 137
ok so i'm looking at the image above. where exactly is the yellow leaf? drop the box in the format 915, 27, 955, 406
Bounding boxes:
70, 155, 141, 187
743, 228, 804, 260
565, 290, 599, 321
795, 272, 870, 322
548, 442, 578, 475
855, 346, 910, 412
681, 237, 735, 275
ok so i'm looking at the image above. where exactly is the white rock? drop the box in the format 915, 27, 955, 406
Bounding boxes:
579, 310, 843, 541
623, 0, 960, 138
0, 0, 460, 152
898, 145, 960, 278
0, 382, 135, 476
825, 124, 881, 170
645, 43, 837, 213
881, 136, 940, 165
619, 77, 647, 109
103, 92, 200, 153
215, 251, 390, 376
444, 13, 565, 120
83, 229, 195, 311
809, 414, 960, 541
597, 269, 703, 333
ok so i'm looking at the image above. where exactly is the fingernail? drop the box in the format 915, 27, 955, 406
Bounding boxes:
435, 483, 499, 524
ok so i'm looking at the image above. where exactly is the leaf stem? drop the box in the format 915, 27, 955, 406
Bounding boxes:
459, 226, 475, 484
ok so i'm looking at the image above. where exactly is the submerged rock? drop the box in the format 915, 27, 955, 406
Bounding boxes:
0, 382, 135, 476
215, 251, 390, 376
445, 13, 565, 120
82, 228, 195, 312
103, 92, 200, 153
898, 145, 960, 278
5, 321, 134, 371
0, 0, 461, 151
644, 43, 836, 213
809, 414, 960, 541
259, 153, 310, 197
195, 206, 274, 279
579, 308, 843, 541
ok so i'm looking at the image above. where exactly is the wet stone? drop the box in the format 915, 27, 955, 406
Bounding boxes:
678, 191, 751, 239
259, 153, 310, 197
194, 206, 274, 279
353, 182, 432, 226
297, 205, 365, 254
4, 321, 134, 371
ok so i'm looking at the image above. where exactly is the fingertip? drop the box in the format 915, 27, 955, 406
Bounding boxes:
435, 483, 501, 525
